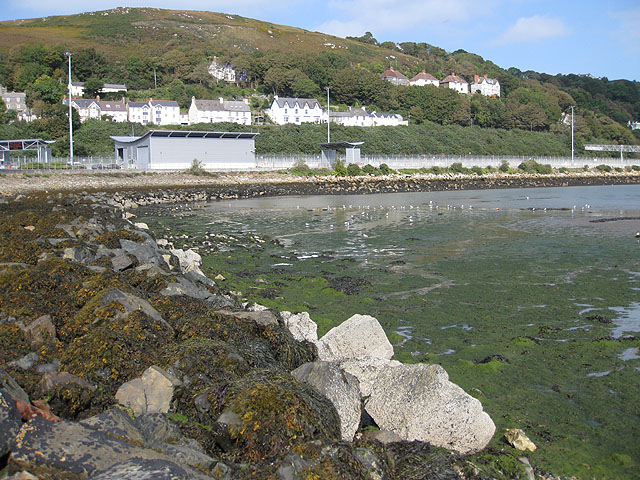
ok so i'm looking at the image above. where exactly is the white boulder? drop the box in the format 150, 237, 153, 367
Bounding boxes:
116, 366, 182, 417
316, 314, 393, 362
281, 311, 318, 343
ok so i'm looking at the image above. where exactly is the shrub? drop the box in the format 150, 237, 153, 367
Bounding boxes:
346, 163, 362, 176
290, 159, 311, 175
361, 164, 380, 176
470, 166, 484, 175
333, 159, 347, 176
596, 164, 612, 172
379, 163, 394, 175
518, 159, 552, 174
449, 162, 466, 174
632, 165, 640, 171
499, 160, 510, 173
185, 159, 215, 176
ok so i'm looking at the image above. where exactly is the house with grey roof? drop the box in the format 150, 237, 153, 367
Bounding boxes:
188, 97, 252, 125
1, 89, 37, 122
69, 81, 127, 97
99, 99, 127, 122
63, 98, 101, 122
128, 101, 151, 124
149, 99, 181, 126
266, 96, 323, 125
330, 107, 373, 127
371, 111, 406, 126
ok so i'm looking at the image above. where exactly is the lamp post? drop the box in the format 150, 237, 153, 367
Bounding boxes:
569, 105, 575, 163
325, 86, 330, 143
65, 52, 74, 162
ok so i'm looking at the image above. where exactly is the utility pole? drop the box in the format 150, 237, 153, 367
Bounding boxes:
65, 52, 74, 162
570, 105, 575, 163
326, 86, 331, 143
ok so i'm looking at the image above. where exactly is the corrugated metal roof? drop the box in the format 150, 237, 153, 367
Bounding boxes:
110, 130, 259, 144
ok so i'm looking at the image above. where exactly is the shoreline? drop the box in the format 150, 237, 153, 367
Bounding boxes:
1, 170, 640, 200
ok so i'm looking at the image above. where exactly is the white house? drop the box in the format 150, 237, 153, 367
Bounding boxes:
470, 75, 500, 97
409, 71, 440, 87
441, 73, 469, 94
381, 67, 409, 86
208, 56, 236, 83
128, 101, 151, 125
99, 99, 127, 122
188, 97, 251, 125
69, 81, 127, 97
372, 112, 406, 126
628, 120, 640, 130
149, 99, 181, 126
266, 96, 323, 125
1, 90, 37, 122
330, 107, 374, 127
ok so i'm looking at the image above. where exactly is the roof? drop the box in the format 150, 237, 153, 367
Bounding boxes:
1, 92, 26, 98
99, 100, 126, 112
272, 97, 321, 109
193, 99, 250, 112
442, 74, 468, 84
381, 68, 408, 79
373, 112, 403, 119
318, 141, 364, 150
111, 130, 259, 144
65, 98, 99, 108
330, 108, 370, 118
473, 76, 499, 85
128, 102, 150, 108
102, 83, 127, 90
149, 100, 180, 107
410, 71, 438, 82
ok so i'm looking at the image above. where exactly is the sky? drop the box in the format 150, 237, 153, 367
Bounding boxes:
1, 0, 639, 81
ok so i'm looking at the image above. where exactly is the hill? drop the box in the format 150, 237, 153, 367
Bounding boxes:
0, 7, 638, 158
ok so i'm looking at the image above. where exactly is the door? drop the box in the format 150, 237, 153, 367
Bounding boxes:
137, 146, 149, 169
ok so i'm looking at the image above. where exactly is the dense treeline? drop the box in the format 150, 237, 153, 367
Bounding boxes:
0, 23, 639, 157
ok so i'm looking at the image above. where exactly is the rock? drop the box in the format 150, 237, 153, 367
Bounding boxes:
134, 413, 183, 448
101, 288, 172, 331
9, 353, 39, 371
111, 254, 133, 271
10, 416, 211, 479
116, 366, 182, 416
80, 408, 145, 446
63, 247, 96, 265
23, 315, 56, 349
1, 388, 22, 457
134, 222, 149, 230
291, 361, 361, 441
161, 443, 218, 471
0, 368, 30, 404
276, 452, 313, 480
353, 447, 386, 480
281, 311, 318, 343
160, 277, 215, 302
362, 429, 403, 444
505, 428, 537, 452
339, 357, 402, 397
365, 363, 495, 454
39, 371, 96, 392
217, 309, 279, 328
119, 239, 168, 269
6, 472, 40, 480
316, 314, 393, 362
170, 248, 203, 275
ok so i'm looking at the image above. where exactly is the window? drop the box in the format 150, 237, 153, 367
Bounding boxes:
284, 116, 289, 122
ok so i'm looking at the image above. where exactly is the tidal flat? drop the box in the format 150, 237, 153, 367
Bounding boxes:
139, 185, 640, 479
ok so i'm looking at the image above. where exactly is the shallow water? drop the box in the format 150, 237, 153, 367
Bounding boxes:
139, 184, 640, 478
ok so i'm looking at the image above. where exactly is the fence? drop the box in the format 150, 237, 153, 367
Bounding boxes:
2, 153, 637, 172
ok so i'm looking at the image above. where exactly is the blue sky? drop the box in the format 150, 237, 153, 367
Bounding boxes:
1, 0, 639, 81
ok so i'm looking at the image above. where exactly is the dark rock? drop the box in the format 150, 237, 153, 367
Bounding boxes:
111, 254, 133, 271
119, 239, 168, 269
134, 413, 183, 448
80, 408, 145, 445
1, 388, 22, 457
326, 276, 371, 295
9, 353, 39, 371
23, 315, 56, 349
586, 314, 613, 324
276, 452, 313, 480
476, 354, 511, 364
101, 288, 171, 331
86, 458, 209, 480
40, 371, 96, 393
0, 368, 30, 404
63, 247, 96, 265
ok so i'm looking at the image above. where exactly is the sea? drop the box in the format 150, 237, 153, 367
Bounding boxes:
138, 184, 640, 477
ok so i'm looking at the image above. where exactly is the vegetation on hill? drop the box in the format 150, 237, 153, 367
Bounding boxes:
0, 7, 638, 158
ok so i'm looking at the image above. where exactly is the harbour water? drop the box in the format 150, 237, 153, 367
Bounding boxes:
140, 184, 640, 478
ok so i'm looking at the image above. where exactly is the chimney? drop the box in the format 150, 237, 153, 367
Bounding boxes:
219, 97, 224, 104
243, 98, 249, 104
474, 74, 479, 83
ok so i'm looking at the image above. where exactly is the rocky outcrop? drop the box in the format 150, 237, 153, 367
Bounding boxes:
339, 356, 401, 397
316, 314, 394, 362
291, 361, 361, 441
1, 389, 22, 457
281, 311, 318, 343
365, 363, 496, 454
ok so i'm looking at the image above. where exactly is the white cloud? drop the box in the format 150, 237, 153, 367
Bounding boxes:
316, 0, 490, 38
494, 15, 569, 45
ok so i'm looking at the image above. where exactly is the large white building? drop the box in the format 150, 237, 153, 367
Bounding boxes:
208, 57, 236, 83
149, 99, 181, 126
330, 108, 374, 127
372, 112, 406, 126
267, 96, 323, 125
63, 98, 101, 122
99, 99, 127, 122
128, 101, 152, 125
69, 81, 127, 97
470, 75, 501, 97
409, 71, 440, 87
188, 97, 251, 125
441, 73, 469, 94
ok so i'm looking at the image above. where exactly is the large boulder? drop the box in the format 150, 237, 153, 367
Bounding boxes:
365, 363, 495, 454
339, 357, 402, 397
170, 248, 203, 275
116, 366, 182, 417
281, 311, 318, 343
23, 315, 56, 349
101, 288, 172, 331
316, 314, 393, 362
0, 389, 22, 457
291, 361, 361, 441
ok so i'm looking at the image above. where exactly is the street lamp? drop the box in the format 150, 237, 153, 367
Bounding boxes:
569, 105, 575, 163
65, 52, 74, 162
325, 86, 330, 143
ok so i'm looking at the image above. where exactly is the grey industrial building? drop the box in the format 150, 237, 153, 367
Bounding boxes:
110, 130, 259, 170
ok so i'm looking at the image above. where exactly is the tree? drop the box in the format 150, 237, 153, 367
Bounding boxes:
73, 48, 108, 81
26, 74, 64, 106
83, 77, 104, 98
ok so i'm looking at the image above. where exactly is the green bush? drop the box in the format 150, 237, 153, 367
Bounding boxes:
361, 164, 380, 175
632, 165, 640, 171
346, 163, 362, 176
470, 166, 484, 175
499, 160, 510, 172
596, 164, 612, 172
450, 162, 466, 174
518, 159, 552, 174
379, 163, 394, 175
290, 159, 311, 175
333, 159, 347, 176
